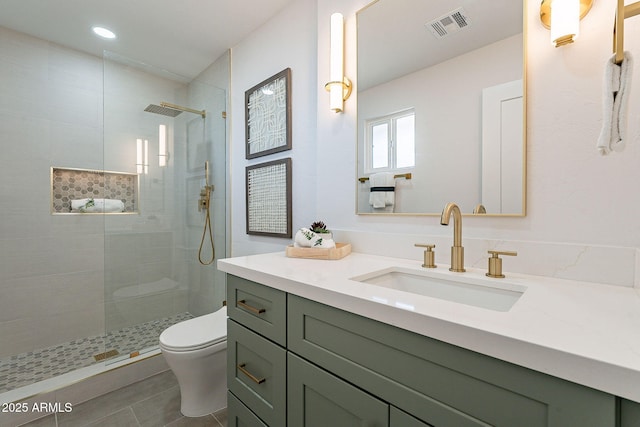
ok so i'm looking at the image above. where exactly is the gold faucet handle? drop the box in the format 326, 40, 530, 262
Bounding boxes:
414, 244, 436, 268
486, 250, 517, 278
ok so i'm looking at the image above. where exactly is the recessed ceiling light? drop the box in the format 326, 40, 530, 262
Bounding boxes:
92, 26, 116, 39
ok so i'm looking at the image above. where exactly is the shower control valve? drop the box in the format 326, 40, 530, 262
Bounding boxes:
198, 185, 214, 212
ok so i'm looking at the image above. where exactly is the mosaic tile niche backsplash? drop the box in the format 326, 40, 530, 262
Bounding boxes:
51, 167, 138, 214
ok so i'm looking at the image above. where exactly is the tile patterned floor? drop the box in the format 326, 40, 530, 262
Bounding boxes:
0, 313, 194, 394
18, 370, 227, 427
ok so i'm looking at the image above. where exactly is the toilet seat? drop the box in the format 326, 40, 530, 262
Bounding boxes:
159, 306, 227, 352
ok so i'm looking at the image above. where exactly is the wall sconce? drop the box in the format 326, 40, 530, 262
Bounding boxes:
325, 12, 352, 113
136, 138, 148, 174
158, 124, 169, 167
540, 0, 593, 47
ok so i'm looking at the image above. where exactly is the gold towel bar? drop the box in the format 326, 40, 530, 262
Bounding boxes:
358, 173, 412, 183
614, 0, 640, 65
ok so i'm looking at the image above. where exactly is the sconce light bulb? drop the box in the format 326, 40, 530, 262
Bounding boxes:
329, 12, 345, 112
550, 0, 580, 47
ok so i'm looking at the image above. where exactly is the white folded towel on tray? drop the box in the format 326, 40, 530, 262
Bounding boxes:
293, 228, 335, 249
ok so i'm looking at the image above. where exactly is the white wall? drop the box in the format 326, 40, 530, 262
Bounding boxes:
229, 0, 318, 256
315, 0, 640, 248
230, 0, 640, 286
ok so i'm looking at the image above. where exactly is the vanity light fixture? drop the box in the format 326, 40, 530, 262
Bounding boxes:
539, 0, 593, 47
158, 124, 169, 167
325, 12, 352, 113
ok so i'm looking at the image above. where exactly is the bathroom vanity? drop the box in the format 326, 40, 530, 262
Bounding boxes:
219, 252, 640, 426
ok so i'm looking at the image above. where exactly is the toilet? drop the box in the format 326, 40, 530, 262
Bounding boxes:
159, 306, 227, 417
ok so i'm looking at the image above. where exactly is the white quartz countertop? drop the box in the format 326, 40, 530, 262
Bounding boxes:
218, 251, 640, 402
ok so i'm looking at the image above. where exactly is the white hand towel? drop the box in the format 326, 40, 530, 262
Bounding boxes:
597, 52, 633, 155
368, 172, 395, 208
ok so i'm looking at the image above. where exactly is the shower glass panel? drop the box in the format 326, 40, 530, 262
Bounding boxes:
102, 53, 227, 365
0, 27, 227, 402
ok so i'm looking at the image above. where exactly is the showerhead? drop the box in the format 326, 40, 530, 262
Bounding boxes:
144, 104, 183, 117
144, 102, 206, 118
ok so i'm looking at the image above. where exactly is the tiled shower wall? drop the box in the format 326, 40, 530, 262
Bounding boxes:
0, 26, 106, 358
0, 26, 188, 359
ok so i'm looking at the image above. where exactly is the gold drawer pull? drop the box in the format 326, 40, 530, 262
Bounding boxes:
237, 299, 266, 315
237, 363, 266, 384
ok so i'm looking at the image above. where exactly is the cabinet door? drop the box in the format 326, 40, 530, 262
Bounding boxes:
390, 407, 433, 427
228, 320, 286, 427
227, 391, 269, 427
288, 353, 388, 427
621, 399, 640, 427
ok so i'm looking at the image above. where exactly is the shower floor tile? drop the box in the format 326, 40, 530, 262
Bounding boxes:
0, 312, 193, 394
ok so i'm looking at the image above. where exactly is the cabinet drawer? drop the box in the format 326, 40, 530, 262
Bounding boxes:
288, 352, 389, 427
288, 295, 616, 427
227, 274, 287, 346
227, 391, 268, 427
228, 320, 286, 427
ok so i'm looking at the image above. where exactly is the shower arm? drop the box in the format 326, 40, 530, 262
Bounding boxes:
160, 102, 206, 118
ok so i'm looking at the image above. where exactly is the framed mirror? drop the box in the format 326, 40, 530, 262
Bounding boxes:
356, 0, 526, 216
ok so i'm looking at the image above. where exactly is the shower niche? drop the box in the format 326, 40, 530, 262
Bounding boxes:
50, 167, 139, 214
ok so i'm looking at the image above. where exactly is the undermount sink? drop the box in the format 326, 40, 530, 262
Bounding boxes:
350, 267, 526, 312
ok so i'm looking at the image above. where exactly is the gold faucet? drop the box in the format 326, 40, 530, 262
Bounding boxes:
440, 202, 465, 272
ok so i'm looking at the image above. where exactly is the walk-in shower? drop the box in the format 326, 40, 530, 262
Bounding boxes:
0, 43, 227, 409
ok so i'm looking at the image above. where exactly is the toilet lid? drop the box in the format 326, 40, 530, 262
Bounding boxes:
159, 306, 227, 352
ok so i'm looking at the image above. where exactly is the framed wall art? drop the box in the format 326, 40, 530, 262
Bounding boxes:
245, 68, 292, 159
246, 158, 292, 237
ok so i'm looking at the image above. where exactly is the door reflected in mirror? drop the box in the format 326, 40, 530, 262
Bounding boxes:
356, 0, 526, 216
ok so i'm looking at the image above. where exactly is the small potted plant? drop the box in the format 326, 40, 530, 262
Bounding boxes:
310, 221, 332, 240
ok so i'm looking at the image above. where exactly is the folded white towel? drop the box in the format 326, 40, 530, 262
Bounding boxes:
597, 52, 633, 155
368, 172, 395, 209
71, 198, 125, 213
293, 228, 335, 249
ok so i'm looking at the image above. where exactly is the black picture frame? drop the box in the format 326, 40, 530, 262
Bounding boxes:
246, 158, 292, 237
245, 68, 292, 159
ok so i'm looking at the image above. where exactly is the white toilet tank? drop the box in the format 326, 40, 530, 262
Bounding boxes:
160, 306, 227, 351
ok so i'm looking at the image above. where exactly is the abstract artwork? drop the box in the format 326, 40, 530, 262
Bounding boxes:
245, 68, 292, 159
246, 158, 292, 237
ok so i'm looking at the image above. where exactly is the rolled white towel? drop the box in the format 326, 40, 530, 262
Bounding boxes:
294, 228, 318, 247
314, 237, 336, 249
293, 228, 335, 248
71, 198, 125, 213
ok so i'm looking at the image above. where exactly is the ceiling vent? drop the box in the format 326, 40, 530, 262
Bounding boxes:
426, 7, 471, 39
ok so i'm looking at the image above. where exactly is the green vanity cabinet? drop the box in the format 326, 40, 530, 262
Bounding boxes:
227, 274, 624, 427
227, 275, 288, 427
288, 294, 616, 427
